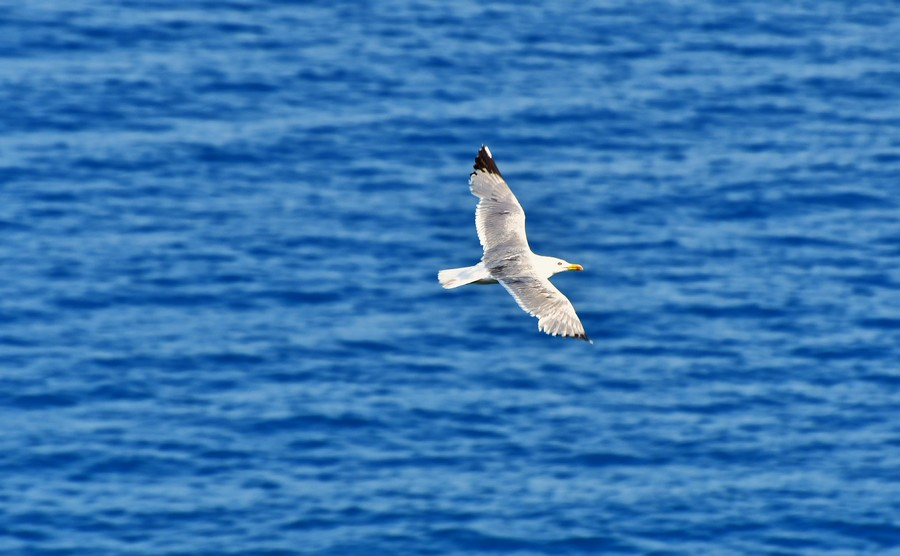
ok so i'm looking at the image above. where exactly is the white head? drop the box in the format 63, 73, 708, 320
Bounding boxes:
535, 255, 584, 279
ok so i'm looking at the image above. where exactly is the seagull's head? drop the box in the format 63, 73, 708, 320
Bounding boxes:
539, 255, 584, 278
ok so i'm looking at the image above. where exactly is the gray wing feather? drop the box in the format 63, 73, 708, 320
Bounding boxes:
499, 274, 590, 342
468, 146, 529, 260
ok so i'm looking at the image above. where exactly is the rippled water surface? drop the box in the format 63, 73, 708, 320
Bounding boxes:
3, 2, 900, 554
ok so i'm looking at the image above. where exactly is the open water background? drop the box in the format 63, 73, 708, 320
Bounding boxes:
3, 1, 900, 554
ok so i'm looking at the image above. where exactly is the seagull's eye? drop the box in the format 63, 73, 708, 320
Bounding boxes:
557, 262, 562, 266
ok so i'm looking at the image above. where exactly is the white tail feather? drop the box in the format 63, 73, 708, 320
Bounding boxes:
437, 263, 493, 289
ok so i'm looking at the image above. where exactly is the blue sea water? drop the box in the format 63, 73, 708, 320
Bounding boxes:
2, 1, 900, 554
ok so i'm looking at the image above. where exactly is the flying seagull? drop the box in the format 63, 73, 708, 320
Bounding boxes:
438, 145, 590, 342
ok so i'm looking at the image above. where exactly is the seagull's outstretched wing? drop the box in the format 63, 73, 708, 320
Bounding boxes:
499, 273, 591, 342
469, 146, 529, 259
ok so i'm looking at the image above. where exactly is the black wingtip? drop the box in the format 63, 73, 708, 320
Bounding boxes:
473, 145, 502, 177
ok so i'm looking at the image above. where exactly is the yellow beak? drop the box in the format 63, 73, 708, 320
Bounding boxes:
567, 264, 583, 271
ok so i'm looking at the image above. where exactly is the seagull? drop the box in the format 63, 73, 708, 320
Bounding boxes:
438, 145, 590, 342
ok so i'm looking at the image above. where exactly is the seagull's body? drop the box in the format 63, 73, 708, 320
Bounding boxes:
439, 146, 590, 342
